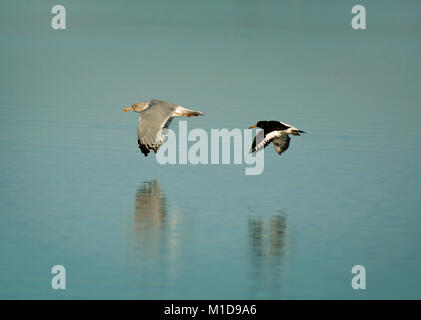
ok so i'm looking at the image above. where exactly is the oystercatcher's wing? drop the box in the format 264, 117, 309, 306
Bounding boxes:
273, 133, 290, 155
250, 130, 284, 153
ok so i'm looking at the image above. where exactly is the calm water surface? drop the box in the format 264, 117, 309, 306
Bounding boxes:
0, 0, 420, 299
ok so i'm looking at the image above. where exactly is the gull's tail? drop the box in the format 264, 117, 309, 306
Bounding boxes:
173, 106, 205, 117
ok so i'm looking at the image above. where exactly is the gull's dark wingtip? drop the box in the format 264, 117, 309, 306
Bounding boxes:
138, 139, 150, 157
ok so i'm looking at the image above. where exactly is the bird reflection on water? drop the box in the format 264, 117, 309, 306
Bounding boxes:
130, 180, 184, 287
248, 211, 288, 296
129, 182, 289, 296
134, 180, 167, 231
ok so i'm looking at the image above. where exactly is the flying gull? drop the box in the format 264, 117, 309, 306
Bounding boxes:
124, 99, 204, 156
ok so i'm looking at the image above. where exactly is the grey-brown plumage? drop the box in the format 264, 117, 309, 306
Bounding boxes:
124, 99, 204, 156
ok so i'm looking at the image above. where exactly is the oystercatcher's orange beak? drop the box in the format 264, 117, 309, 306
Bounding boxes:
248, 124, 257, 129
123, 107, 133, 112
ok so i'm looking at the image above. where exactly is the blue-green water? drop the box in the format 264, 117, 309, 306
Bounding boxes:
1, 0, 420, 299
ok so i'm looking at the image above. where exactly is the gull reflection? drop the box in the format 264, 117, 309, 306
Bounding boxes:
248, 211, 288, 296
130, 180, 184, 286
134, 180, 167, 231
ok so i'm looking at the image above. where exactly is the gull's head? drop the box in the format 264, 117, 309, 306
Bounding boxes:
123, 101, 149, 113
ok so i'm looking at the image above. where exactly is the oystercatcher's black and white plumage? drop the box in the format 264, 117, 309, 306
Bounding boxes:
248, 120, 305, 155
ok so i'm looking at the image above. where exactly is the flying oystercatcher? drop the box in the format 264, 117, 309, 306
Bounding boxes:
248, 120, 305, 155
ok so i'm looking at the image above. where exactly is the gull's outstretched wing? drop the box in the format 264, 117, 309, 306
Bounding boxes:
137, 101, 177, 156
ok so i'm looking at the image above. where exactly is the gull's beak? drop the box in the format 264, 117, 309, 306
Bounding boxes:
123, 107, 133, 112
248, 124, 257, 129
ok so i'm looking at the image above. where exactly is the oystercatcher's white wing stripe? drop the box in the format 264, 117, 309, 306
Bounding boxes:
279, 121, 301, 132
254, 130, 284, 152
279, 121, 292, 128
